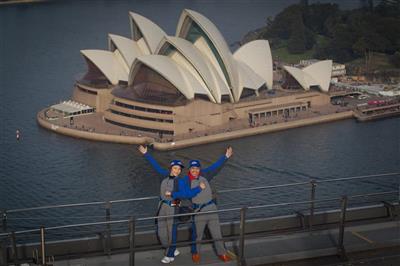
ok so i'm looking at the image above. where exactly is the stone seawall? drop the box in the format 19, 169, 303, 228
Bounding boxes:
152, 111, 354, 151
37, 113, 151, 145
37, 111, 354, 150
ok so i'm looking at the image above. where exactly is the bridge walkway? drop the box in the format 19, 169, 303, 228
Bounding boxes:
53, 220, 399, 266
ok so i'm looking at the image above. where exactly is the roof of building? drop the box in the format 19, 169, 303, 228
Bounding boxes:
129, 55, 214, 102
284, 60, 333, 92
234, 40, 273, 90
176, 9, 240, 100
51, 100, 94, 114
129, 12, 166, 54
236, 60, 265, 93
156, 36, 231, 103
108, 34, 143, 68
80, 9, 279, 102
81, 50, 129, 84
303, 60, 332, 92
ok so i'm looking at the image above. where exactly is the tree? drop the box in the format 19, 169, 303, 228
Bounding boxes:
287, 18, 307, 54
266, 4, 304, 39
303, 3, 339, 35
353, 32, 391, 72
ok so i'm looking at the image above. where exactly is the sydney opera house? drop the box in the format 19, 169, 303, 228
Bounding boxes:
38, 9, 342, 149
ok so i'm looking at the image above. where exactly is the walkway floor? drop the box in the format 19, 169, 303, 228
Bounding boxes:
53, 220, 399, 266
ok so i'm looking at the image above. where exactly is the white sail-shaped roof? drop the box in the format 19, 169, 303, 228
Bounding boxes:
108, 34, 143, 68
234, 40, 273, 90
155, 36, 231, 103
128, 55, 214, 102
176, 9, 239, 100
303, 60, 332, 92
236, 60, 265, 92
284, 60, 332, 92
129, 12, 166, 54
79, 10, 279, 102
283, 65, 316, 91
81, 50, 128, 85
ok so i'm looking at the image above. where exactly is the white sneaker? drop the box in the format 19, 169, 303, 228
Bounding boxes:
161, 256, 175, 264
174, 249, 180, 257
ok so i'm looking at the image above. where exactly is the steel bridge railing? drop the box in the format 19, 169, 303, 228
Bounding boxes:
2, 172, 398, 214
0, 190, 398, 266
1, 172, 397, 233
0, 172, 398, 235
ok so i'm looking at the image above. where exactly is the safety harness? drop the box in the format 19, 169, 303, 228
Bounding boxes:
192, 199, 215, 212
160, 198, 181, 207
156, 176, 179, 216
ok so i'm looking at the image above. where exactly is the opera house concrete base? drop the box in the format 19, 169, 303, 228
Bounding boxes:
152, 111, 353, 150
37, 108, 353, 150
37, 112, 152, 145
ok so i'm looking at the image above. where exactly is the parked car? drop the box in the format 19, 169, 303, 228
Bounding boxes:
358, 94, 370, 100
368, 100, 386, 106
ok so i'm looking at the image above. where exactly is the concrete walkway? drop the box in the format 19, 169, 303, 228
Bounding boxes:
54, 220, 399, 266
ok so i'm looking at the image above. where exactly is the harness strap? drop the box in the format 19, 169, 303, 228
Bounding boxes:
193, 199, 215, 212
160, 198, 180, 207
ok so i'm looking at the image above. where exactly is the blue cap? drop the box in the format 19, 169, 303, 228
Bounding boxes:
170, 160, 184, 168
189, 160, 201, 168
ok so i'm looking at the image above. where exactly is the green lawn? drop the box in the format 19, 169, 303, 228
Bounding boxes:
272, 47, 316, 64
271, 35, 326, 64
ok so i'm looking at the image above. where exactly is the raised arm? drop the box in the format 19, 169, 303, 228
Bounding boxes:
138, 145, 169, 177
201, 147, 233, 181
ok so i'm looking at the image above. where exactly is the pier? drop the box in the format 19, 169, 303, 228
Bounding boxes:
354, 100, 400, 122
1, 173, 398, 265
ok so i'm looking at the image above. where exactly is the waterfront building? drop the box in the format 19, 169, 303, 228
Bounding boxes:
40, 9, 333, 145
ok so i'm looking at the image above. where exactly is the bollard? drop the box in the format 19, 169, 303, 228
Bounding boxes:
40, 227, 46, 266
105, 201, 112, 256
337, 196, 348, 259
129, 217, 136, 266
11, 231, 20, 266
1, 211, 7, 232
238, 207, 247, 266
309, 180, 316, 230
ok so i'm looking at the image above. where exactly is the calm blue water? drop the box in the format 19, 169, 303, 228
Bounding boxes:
0, 0, 398, 234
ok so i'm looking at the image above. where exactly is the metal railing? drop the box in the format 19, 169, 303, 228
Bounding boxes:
1, 172, 398, 233
0, 190, 398, 266
0, 172, 398, 265
1, 172, 397, 221
0, 173, 398, 232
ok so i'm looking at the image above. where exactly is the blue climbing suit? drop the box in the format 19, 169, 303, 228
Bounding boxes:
171, 155, 228, 255
143, 152, 201, 257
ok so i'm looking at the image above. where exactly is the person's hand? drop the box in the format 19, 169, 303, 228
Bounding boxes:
199, 182, 206, 190
165, 191, 171, 197
138, 145, 147, 155
225, 146, 233, 158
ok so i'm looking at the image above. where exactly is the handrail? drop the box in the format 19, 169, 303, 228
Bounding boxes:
316, 172, 398, 184
217, 181, 310, 193
1, 190, 397, 238
348, 190, 398, 199
4, 172, 398, 214
6, 201, 108, 214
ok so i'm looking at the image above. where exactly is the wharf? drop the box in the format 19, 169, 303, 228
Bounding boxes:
354, 102, 400, 122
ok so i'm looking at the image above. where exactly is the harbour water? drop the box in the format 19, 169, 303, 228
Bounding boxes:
0, 0, 398, 232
